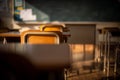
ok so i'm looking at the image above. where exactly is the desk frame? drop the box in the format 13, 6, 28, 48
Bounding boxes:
0, 32, 20, 44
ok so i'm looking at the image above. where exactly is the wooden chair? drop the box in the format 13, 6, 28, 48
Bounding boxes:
20, 30, 63, 44
40, 23, 70, 43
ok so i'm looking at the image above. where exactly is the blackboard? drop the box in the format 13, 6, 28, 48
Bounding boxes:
14, 0, 120, 22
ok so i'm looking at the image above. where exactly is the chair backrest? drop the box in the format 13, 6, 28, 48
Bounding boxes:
40, 24, 65, 32
20, 30, 63, 44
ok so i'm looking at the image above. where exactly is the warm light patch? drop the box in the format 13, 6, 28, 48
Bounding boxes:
85, 44, 94, 53
71, 44, 84, 53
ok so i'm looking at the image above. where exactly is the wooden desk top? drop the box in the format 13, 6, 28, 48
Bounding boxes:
0, 31, 20, 37
0, 43, 71, 70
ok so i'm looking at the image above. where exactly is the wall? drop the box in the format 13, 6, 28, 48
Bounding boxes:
14, 0, 120, 22
1, 0, 120, 29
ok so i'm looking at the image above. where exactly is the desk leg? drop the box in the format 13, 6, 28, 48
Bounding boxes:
3, 37, 7, 44
48, 69, 64, 80
37, 69, 64, 80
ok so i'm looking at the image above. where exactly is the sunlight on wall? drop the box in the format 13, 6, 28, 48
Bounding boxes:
85, 44, 94, 53
70, 44, 94, 62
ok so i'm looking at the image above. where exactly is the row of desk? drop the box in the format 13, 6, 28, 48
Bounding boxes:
0, 30, 71, 80
0, 31, 70, 44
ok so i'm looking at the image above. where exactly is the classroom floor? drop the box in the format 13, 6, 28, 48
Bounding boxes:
67, 72, 120, 80
66, 61, 120, 80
